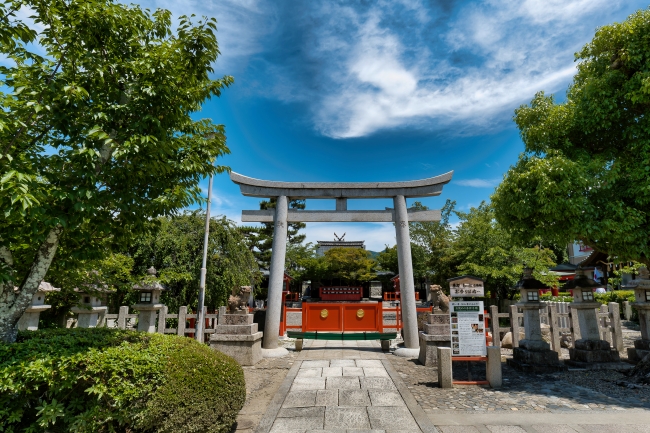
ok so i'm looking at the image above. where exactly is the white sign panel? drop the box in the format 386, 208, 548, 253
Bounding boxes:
450, 301, 486, 357
449, 277, 484, 297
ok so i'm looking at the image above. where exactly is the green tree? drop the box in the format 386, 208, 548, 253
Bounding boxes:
128, 213, 259, 313
452, 203, 558, 299
253, 198, 306, 269
492, 8, 650, 266
409, 199, 458, 286
376, 244, 428, 280
323, 247, 377, 284
0, 0, 232, 341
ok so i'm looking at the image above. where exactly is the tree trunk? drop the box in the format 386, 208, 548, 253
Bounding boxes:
0, 225, 63, 343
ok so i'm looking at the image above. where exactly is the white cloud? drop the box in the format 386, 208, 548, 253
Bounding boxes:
454, 178, 501, 188
268, 0, 631, 139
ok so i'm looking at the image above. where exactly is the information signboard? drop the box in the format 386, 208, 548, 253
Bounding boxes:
449, 301, 486, 356
448, 276, 485, 297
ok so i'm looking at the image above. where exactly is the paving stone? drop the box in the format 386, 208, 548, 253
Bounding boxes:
278, 406, 325, 418
297, 368, 323, 378
530, 426, 579, 433
343, 366, 364, 376
360, 377, 397, 390
367, 406, 420, 431
578, 426, 642, 433
486, 426, 528, 433
368, 389, 406, 407
316, 389, 339, 406
330, 359, 357, 367
363, 367, 389, 377
302, 360, 331, 368
323, 367, 343, 377
356, 360, 384, 368
339, 389, 371, 406
325, 406, 371, 429
292, 377, 326, 391
327, 376, 361, 389
437, 427, 482, 433
283, 390, 318, 408
269, 416, 323, 432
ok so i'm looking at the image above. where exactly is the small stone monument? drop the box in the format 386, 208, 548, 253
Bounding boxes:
566, 268, 620, 366
72, 287, 109, 328
627, 266, 650, 362
370, 280, 383, 299
132, 266, 167, 333
418, 312, 451, 366
210, 306, 263, 366
17, 282, 59, 331
508, 267, 566, 372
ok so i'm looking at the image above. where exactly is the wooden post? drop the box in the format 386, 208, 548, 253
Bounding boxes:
548, 303, 561, 353
177, 306, 187, 337
509, 305, 520, 348
157, 306, 168, 334
117, 306, 129, 330
490, 305, 500, 348
608, 302, 624, 352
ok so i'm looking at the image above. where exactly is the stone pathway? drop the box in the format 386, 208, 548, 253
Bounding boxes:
255, 340, 435, 433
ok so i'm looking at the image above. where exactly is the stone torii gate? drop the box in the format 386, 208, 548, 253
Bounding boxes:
231, 171, 453, 357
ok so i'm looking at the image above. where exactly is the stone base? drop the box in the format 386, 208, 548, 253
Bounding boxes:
508, 340, 567, 373
210, 332, 263, 366
508, 347, 567, 373
394, 347, 420, 358
627, 347, 650, 363
295, 339, 303, 351
418, 332, 451, 366
569, 339, 620, 364
261, 346, 289, 358
381, 340, 390, 351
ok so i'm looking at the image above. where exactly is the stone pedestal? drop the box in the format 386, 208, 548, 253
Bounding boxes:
508, 303, 566, 372
567, 302, 620, 368
210, 313, 263, 366
370, 281, 382, 299
418, 313, 451, 366
17, 305, 50, 331
628, 339, 650, 363
132, 304, 164, 333
72, 306, 108, 328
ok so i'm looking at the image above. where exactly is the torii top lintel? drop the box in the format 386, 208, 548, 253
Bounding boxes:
229, 171, 454, 199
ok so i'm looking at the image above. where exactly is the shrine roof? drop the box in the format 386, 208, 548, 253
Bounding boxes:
230, 171, 453, 199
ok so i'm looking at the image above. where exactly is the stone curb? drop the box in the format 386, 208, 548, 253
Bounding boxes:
382, 358, 439, 433
253, 359, 302, 433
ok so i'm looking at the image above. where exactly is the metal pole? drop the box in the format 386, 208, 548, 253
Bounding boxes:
196, 173, 213, 343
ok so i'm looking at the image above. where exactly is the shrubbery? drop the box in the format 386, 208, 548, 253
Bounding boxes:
0, 328, 245, 432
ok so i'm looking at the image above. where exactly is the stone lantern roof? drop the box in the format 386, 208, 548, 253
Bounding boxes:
628, 266, 650, 289
133, 266, 167, 292
561, 267, 602, 290
513, 267, 547, 290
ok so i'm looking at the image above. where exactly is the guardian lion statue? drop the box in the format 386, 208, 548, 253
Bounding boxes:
228, 285, 252, 313
430, 285, 450, 313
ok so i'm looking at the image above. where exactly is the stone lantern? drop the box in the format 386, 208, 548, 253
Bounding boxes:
508, 267, 565, 372
72, 287, 109, 328
17, 282, 60, 331
564, 267, 620, 365
132, 266, 167, 333
628, 266, 650, 362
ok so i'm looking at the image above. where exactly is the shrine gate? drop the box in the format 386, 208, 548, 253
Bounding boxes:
230, 171, 453, 356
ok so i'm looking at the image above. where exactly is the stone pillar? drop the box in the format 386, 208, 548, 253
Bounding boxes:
486, 346, 502, 388
393, 195, 419, 350
437, 347, 453, 388
262, 195, 289, 352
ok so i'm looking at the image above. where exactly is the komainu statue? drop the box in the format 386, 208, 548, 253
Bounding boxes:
228, 286, 252, 313
430, 285, 450, 313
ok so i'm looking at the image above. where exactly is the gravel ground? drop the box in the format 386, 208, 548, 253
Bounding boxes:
387, 355, 650, 413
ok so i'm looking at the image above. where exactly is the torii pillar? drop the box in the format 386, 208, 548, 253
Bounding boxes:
231, 171, 453, 357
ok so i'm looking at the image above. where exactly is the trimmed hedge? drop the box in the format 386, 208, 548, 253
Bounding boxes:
0, 328, 245, 432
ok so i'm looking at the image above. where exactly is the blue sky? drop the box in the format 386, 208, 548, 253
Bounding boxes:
142, 0, 646, 251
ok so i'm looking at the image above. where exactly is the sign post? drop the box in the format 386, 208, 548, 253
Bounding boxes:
450, 301, 486, 357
